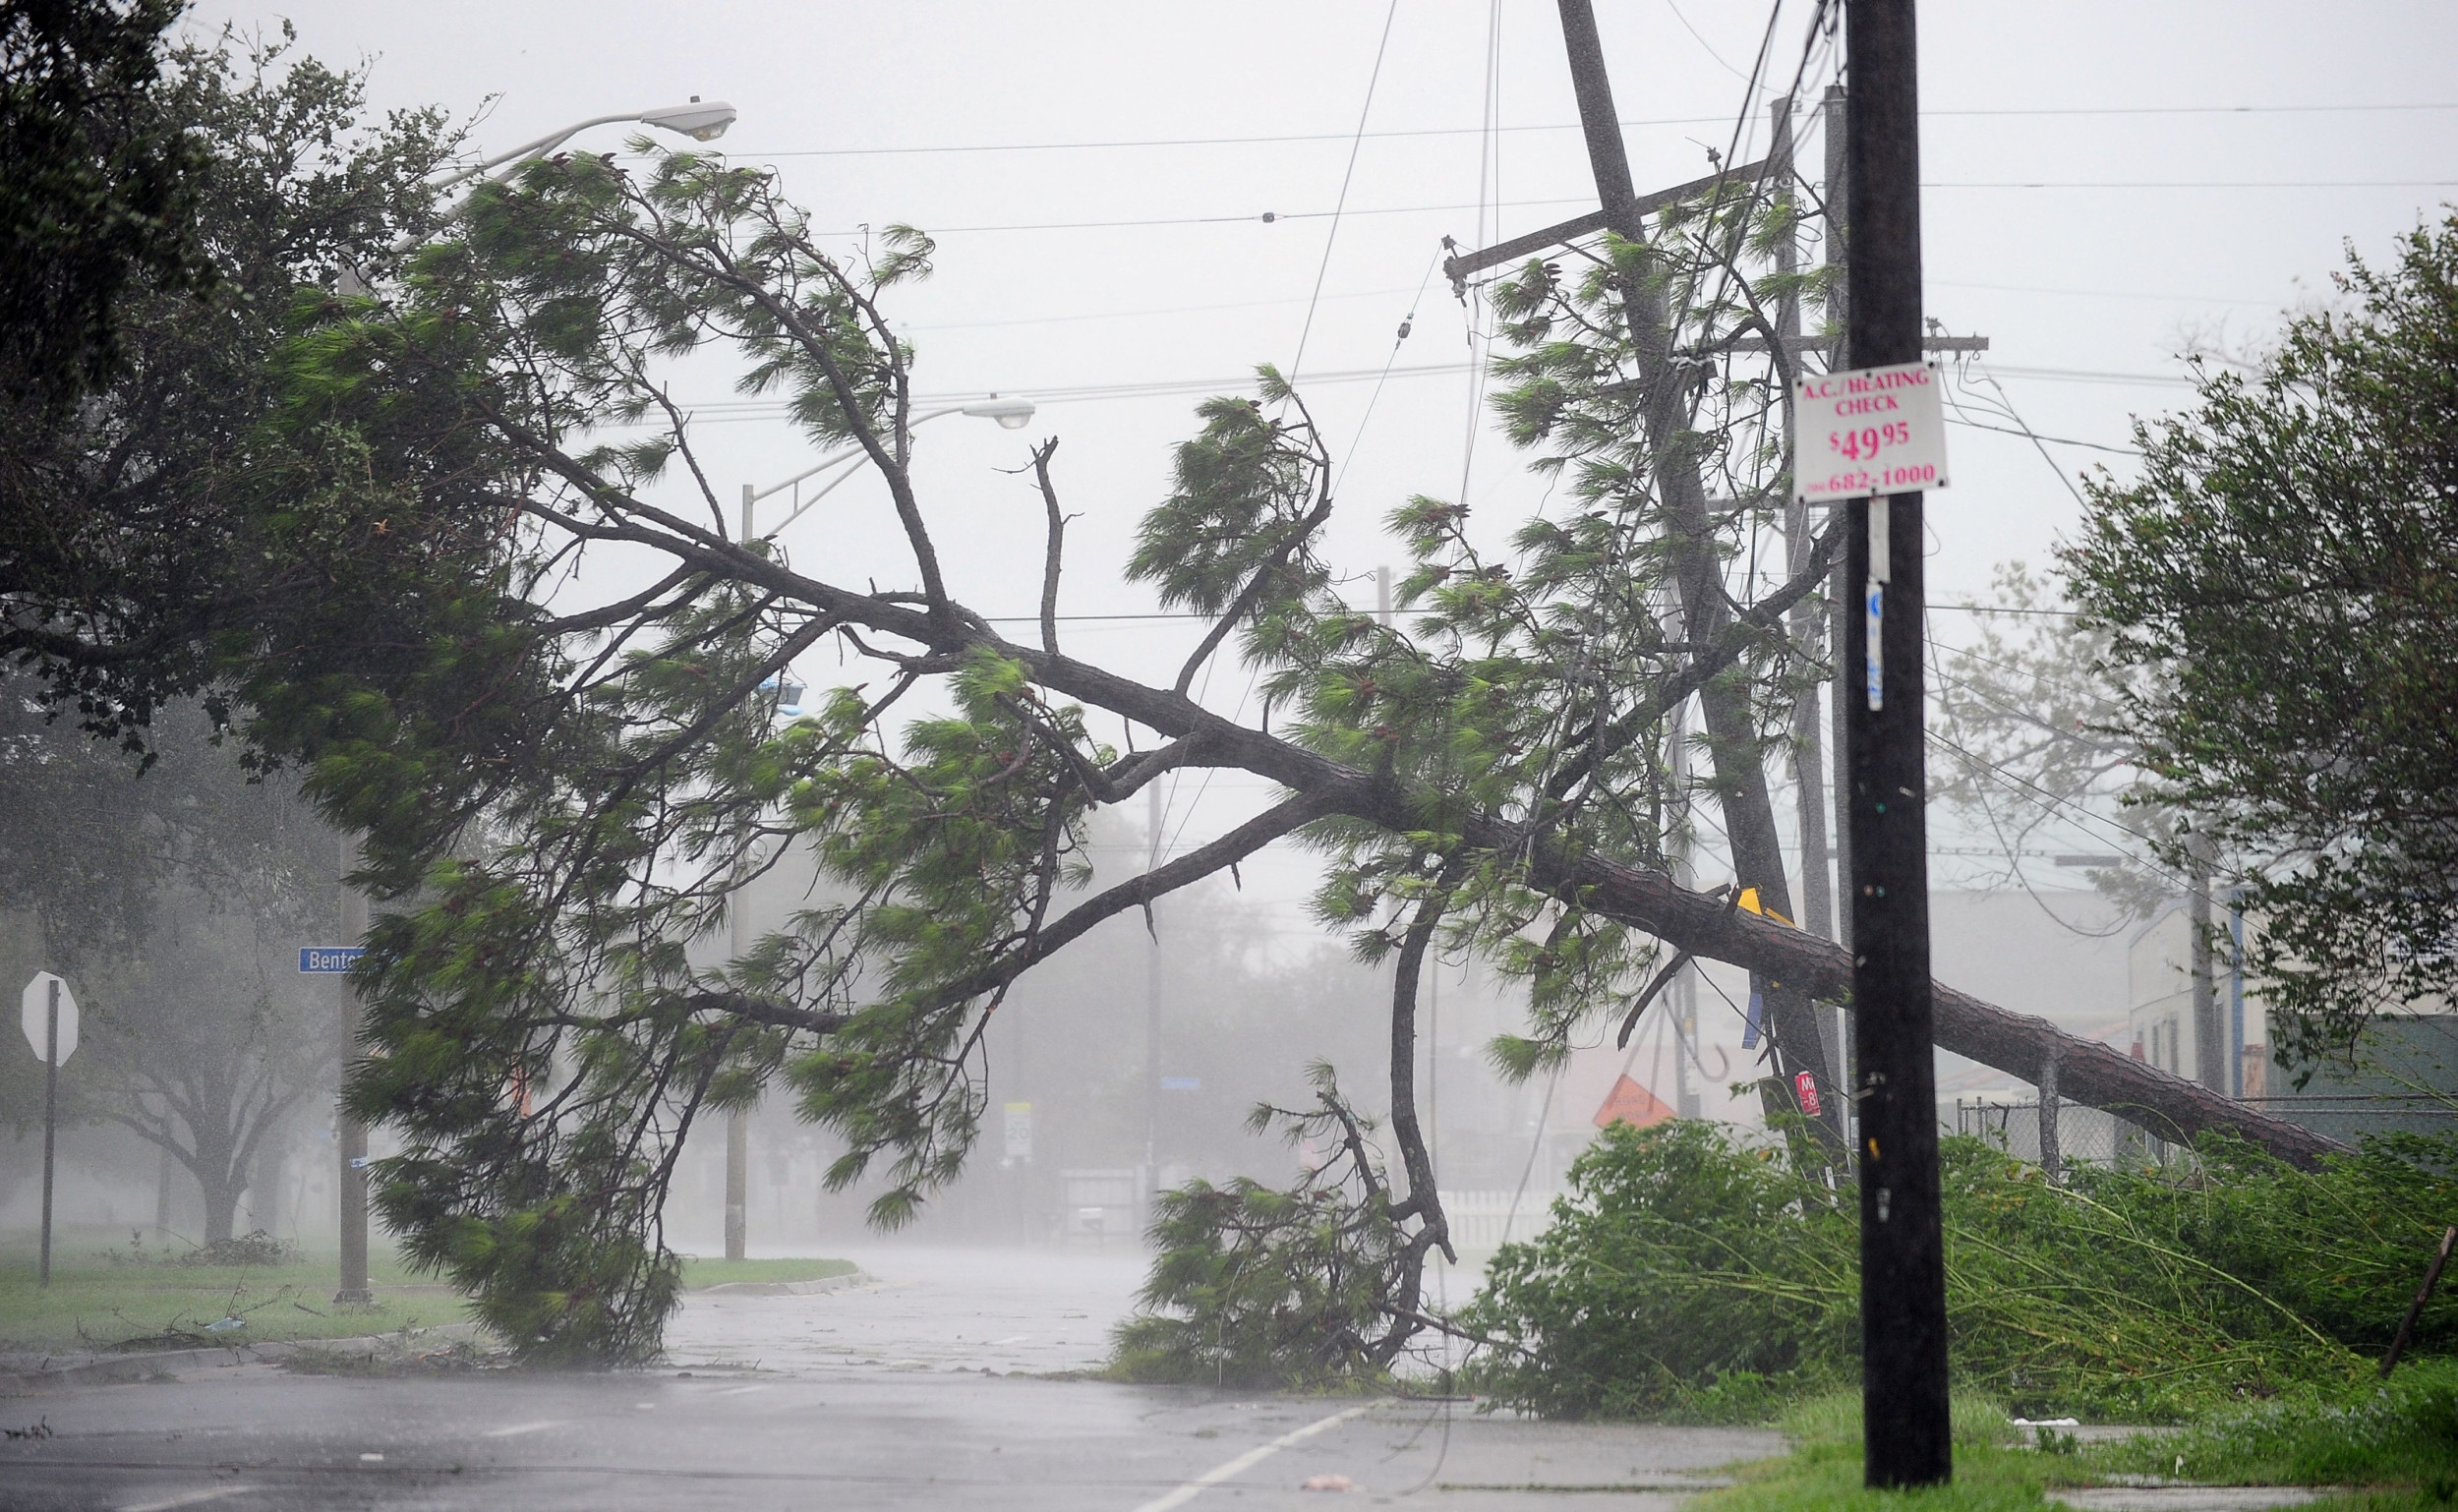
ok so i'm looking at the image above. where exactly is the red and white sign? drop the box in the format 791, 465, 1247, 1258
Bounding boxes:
1792, 1071, 1823, 1118
1794, 360, 1951, 503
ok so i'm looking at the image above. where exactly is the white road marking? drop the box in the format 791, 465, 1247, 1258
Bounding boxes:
716, 1384, 765, 1396
1128, 1405, 1372, 1512
990, 1334, 1030, 1345
118, 1488, 258, 1512
481, 1420, 563, 1438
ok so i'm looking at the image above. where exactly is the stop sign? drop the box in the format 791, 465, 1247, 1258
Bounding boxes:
20, 972, 79, 1066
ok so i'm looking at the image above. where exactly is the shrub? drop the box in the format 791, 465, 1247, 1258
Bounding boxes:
1463, 1121, 2458, 1422
181, 1231, 300, 1267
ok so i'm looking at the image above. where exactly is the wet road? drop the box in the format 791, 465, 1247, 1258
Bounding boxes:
1, 1248, 1781, 1511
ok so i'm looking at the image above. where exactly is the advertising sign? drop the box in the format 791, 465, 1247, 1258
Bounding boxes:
1794, 361, 1951, 503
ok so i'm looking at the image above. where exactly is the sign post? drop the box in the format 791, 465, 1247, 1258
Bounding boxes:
21, 972, 80, 1287
303, 887, 373, 1304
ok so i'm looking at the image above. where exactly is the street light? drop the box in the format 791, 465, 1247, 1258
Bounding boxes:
717, 390, 1034, 1259
326, 91, 738, 1303
431, 97, 738, 193
348, 97, 741, 276
737, 396, 1039, 541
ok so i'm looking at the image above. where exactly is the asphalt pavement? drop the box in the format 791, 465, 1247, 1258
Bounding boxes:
0, 1245, 1783, 1511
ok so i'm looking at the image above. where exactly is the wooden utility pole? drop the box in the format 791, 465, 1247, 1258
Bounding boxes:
1842, 0, 1952, 1486
1543, 0, 1842, 1144
1822, 83, 1853, 960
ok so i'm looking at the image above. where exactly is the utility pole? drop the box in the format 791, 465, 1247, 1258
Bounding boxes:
727, 482, 755, 1263
2188, 830, 2224, 1093
1777, 94, 1848, 1099
1144, 782, 1163, 1186
1668, 685, 1703, 1121
1842, 0, 1952, 1486
725, 881, 747, 1259
1777, 98, 1834, 951
1823, 83, 1853, 963
1545, 0, 1842, 1145
335, 838, 373, 1305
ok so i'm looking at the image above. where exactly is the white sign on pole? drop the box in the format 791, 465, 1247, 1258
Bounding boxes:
1793, 361, 1952, 503
20, 972, 79, 1066
1003, 1101, 1033, 1162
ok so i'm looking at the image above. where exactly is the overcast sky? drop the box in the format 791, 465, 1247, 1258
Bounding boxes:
189, 0, 2456, 906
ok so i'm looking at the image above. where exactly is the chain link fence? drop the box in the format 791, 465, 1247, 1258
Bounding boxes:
1959, 1093, 2458, 1172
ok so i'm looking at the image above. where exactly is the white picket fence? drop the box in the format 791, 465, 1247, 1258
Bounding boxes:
1434, 1189, 1567, 1251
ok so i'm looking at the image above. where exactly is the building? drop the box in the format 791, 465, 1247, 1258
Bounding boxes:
2128, 898, 2458, 1144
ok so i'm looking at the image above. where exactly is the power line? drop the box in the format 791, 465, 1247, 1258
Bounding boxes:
652, 358, 2184, 428
693, 101, 2458, 161
876, 273, 2272, 339
902, 281, 1422, 334
794, 179, 2452, 239
1289, 0, 1404, 381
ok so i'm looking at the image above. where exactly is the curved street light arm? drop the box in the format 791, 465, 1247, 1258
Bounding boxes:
429, 112, 646, 193
746, 396, 1038, 539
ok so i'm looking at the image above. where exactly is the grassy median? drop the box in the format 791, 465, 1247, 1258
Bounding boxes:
1696, 1366, 2458, 1512
1, 1235, 857, 1354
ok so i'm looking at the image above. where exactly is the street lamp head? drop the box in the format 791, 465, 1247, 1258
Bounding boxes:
639, 98, 737, 143
962, 394, 1038, 431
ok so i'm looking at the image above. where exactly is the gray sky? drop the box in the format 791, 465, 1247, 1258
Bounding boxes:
191, 0, 2457, 911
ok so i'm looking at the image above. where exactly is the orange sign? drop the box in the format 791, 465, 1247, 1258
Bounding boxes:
1593, 1074, 1676, 1130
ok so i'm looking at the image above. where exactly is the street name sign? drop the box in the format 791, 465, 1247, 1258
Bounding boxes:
20, 972, 78, 1065
299, 946, 367, 974
1793, 360, 1951, 503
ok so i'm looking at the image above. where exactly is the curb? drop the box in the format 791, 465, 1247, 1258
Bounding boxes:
0, 1322, 486, 1397
691, 1269, 878, 1298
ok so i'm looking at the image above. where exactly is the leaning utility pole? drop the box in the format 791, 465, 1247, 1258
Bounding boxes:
1842, 0, 1953, 1487
1539, 0, 1843, 1142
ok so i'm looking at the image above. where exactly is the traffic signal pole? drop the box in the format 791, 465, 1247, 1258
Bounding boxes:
1843, 0, 1953, 1487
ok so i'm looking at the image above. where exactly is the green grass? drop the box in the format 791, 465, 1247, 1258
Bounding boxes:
1692, 1391, 2059, 1512
673, 1255, 858, 1289
0, 1236, 469, 1354
1693, 1378, 2458, 1512
2, 1237, 858, 1353
2081, 1360, 2458, 1495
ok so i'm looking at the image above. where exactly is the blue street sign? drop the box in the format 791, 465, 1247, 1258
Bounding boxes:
298, 947, 367, 974
1159, 1076, 1201, 1092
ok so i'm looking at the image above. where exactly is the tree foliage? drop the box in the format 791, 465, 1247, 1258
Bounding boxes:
1, 29, 456, 746
183, 140, 1861, 1363
1111, 1065, 1426, 1388
0, 688, 341, 1240
13, 95, 2219, 1366
2064, 211, 2458, 1069
1463, 1119, 2454, 1423
0, 0, 211, 405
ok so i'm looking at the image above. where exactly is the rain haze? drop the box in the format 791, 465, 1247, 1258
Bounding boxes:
6, 1, 2457, 1506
